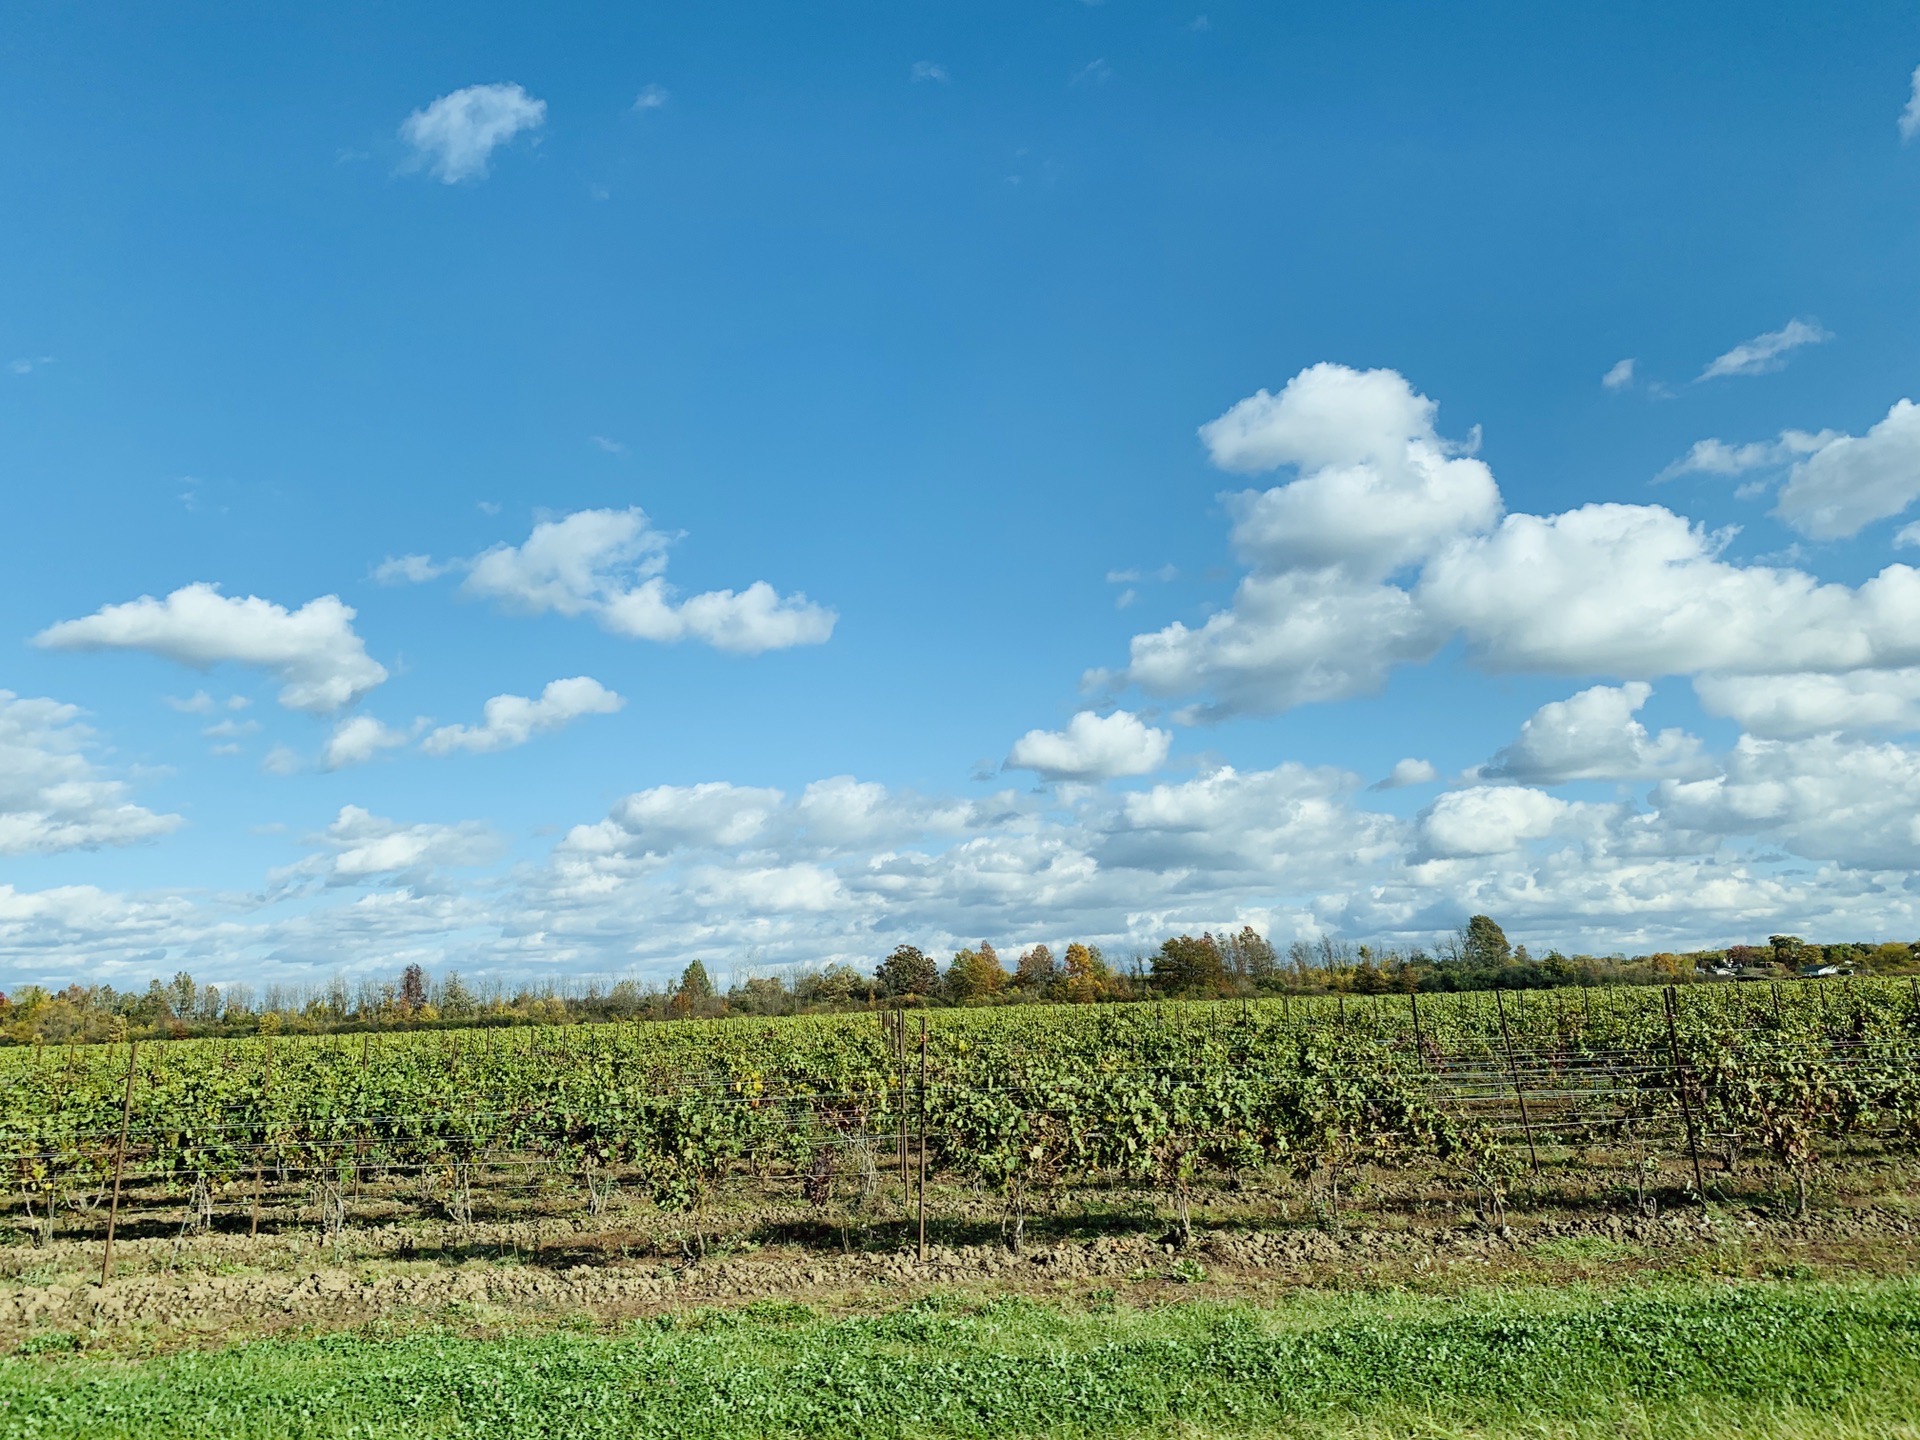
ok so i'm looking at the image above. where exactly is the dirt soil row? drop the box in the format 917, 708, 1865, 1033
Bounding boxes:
7, 1204, 1920, 1353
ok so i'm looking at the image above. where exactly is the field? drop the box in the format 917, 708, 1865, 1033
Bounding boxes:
4, 980, 1920, 1437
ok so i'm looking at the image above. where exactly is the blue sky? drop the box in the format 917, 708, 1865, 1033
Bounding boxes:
4, 2, 1920, 989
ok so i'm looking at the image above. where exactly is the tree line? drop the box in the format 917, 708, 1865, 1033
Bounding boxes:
3, 916, 1917, 1046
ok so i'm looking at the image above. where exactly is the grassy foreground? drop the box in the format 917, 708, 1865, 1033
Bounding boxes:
4, 1279, 1920, 1439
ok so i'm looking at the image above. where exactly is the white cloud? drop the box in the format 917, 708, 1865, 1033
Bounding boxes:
1652, 734, 1920, 870
910, 61, 949, 83
262, 746, 302, 777
1374, 758, 1437, 790
164, 690, 247, 715
1601, 358, 1635, 391
1420, 503, 1920, 679
1005, 710, 1171, 780
0, 692, 182, 856
292, 806, 504, 886
633, 84, 670, 112
373, 553, 451, 585
322, 715, 412, 771
1658, 433, 1820, 485
464, 508, 670, 615
1773, 398, 1920, 539
21, 739, 1920, 983
600, 577, 837, 653
1108, 365, 1502, 717
1199, 362, 1500, 578
1693, 669, 1920, 738
399, 82, 546, 183
1477, 682, 1710, 784
1111, 366, 1920, 725
8, 356, 54, 376
1901, 63, 1920, 143
565, 781, 787, 856
1420, 785, 1573, 858
589, 435, 626, 454
1111, 568, 1445, 720
423, 677, 624, 756
456, 508, 836, 654
1699, 318, 1831, 380
35, 583, 388, 713
1898, 521, 1920, 549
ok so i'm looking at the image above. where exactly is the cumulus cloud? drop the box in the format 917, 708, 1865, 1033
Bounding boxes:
599, 578, 836, 652
286, 806, 504, 888
1106, 365, 1504, 717
399, 82, 546, 183
1419, 785, 1573, 858
1699, 318, 1831, 381
1112, 366, 1920, 724
463, 508, 671, 614
456, 508, 835, 654
1374, 758, 1437, 790
1601, 359, 1636, 391
1773, 398, 1920, 539
1901, 63, 1920, 143
1477, 682, 1710, 784
321, 715, 412, 771
1652, 734, 1920, 870
21, 737, 1920, 983
1114, 568, 1445, 720
423, 677, 624, 756
1420, 503, 1920, 678
34, 583, 387, 712
1693, 669, 1920, 738
0, 692, 182, 856
1198, 363, 1500, 578
564, 781, 788, 857
1005, 710, 1171, 780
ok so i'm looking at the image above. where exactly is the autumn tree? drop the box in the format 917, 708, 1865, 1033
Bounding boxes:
1462, 915, 1511, 969
400, 964, 428, 1013
876, 944, 938, 997
1061, 943, 1113, 1003
1151, 934, 1228, 995
1219, 926, 1277, 982
944, 945, 1008, 1003
1013, 944, 1057, 995
438, 970, 475, 1017
795, 964, 867, 1006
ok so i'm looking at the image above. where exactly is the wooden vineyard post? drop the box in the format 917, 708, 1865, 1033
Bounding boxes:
1492, 990, 1540, 1175
1663, 987, 1708, 1205
1771, 982, 1783, 1027
251, 1033, 275, 1239
1408, 989, 1426, 1062
917, 1016, 929, 1264
100, 1039, 139, 1287
895, 1014, 910, 1201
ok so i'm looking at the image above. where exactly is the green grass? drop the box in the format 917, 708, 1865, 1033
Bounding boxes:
5, 1280, 1920, 1438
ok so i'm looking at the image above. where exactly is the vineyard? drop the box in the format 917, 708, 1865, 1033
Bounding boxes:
5, 979, 1920, 1268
